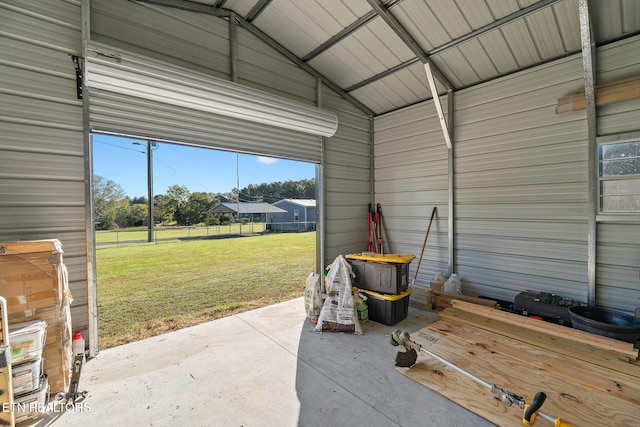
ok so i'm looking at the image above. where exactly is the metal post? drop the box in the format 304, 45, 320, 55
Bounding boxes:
81, 0, 99, 358
147, 141, 154, 243
316, 76, 325, 274
579, 0, 597, 306
229, 12, 238, 82
447, 90, 455, 275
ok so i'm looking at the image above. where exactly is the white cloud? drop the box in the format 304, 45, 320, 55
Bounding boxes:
257, 156, 278, 165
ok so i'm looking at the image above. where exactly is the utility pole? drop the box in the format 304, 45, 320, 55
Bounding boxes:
147, 141, 156, 243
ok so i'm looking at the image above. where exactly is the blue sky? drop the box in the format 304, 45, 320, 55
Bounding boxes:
92, 133, 316, 198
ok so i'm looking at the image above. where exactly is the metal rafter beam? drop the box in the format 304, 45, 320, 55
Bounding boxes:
366, 0, 453, 90
345, 57, 419, 92
130, 0, 374, 115
366, 0, 453, 148
350, 0, 563, 96
430, 0, 562, 55
302, 0, 403, 62
302, 10, 379, 62
234, 19, 373, 115
245, 0, 271, 23
129, 0, 232, 17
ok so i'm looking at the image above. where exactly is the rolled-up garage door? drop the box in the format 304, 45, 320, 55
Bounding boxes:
85, 42, 337, 162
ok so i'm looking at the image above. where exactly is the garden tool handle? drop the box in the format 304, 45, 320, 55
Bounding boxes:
522, 392, 572, 427
523, 392, 545, 426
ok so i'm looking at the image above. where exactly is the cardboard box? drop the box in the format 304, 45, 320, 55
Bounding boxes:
0, 240, 72, 394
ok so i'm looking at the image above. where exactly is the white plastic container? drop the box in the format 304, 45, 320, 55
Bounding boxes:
430, 272, 446, 291
72, 331, 86, 364
443, 273, 462, 295
13, 375, 49, 424
8, 320, 47, 365
12, 359, 43, 395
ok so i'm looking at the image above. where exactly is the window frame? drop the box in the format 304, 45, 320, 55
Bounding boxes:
596, 130, 640, 222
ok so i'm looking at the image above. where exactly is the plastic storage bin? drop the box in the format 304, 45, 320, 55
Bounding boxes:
13, 375, 49, 424
359, 288, 412, 326
12, 359, 43, 395
346, 254, 413, 295
8, 320, 47, 365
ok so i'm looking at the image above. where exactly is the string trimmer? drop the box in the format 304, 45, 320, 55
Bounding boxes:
391, 330, 572, 427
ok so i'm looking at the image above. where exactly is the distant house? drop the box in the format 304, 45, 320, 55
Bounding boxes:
207, 202, 287, 223
266, 199, 316, 232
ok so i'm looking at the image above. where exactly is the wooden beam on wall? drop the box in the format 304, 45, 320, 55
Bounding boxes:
556, 75, 640, 113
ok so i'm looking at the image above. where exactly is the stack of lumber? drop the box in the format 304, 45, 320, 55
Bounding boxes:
409, 288, 500, 311
432, 291, 500, 310
398, 300, 640, 426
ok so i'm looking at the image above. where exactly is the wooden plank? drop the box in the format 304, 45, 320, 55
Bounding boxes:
439, 309, 640, 377
429, 319, 640, 405
399, 328, 640, 427
449, 300, 638, 359
409, 286, 434, 311
397, 353, 520, 426
556, 75, 640, 113
433, 292, 500, 310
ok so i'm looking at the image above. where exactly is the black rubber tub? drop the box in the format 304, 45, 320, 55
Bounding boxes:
569, 306, 640, 343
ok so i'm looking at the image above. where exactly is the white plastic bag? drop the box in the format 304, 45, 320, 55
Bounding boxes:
304, 272, 322, 323
314, 255, 363, 334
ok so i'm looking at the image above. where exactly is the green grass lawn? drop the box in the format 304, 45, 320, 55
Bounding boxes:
96, 232, 315, 349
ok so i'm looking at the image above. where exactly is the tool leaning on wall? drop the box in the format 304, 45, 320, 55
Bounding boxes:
412, 207, 437, 285
366, 203, 387, 254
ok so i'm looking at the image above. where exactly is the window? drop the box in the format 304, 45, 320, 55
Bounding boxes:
294, 209, 300, 222
598, 132, 640, 213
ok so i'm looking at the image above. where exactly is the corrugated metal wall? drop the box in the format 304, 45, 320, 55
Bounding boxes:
321, 87, 372, 265
374, 35, 640, 313
453, 53, 589, 304
90, 0, 325, 162
0, 1, 89, 330
374, 101, 450, 297
236, 26, 317, 105
91, 0, 230, 78
594, 35, 640, 314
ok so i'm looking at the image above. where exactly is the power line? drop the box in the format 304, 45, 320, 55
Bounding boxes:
95, 139, 145, 154
152, 153, 213, 192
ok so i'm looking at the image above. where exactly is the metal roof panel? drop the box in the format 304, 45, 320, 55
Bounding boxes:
393, 0, 449, 50
209, 202, 287, 214
350, 62, 432, 114
275, 199, 316, 208
526, 6, 571, 58
159, 0, 640, 115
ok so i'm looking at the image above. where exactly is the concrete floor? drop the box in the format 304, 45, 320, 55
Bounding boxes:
25, 298, 494, 427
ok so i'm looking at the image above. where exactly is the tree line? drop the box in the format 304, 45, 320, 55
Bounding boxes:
93, 175, 315, 230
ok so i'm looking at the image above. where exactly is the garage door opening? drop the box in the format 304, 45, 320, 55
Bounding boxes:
92, 133, 318, 349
